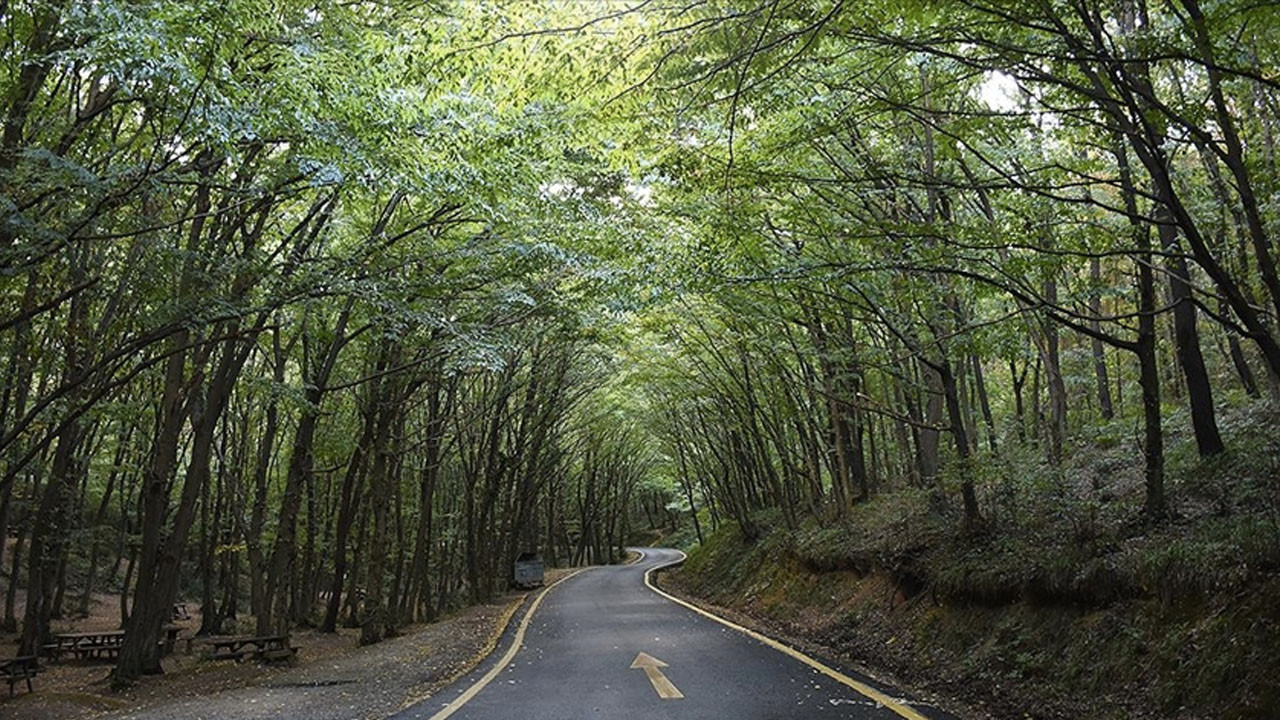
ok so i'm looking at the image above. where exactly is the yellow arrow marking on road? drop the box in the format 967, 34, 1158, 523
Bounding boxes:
631, 652, 684, 699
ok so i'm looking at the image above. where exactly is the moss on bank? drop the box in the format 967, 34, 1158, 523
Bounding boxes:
665, 405, 1280, 719
670, 521, 1280, 718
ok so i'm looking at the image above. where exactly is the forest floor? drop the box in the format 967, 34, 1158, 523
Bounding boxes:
0, 569, 581, 720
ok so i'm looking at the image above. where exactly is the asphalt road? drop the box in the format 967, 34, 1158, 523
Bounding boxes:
393, 548, 958, 720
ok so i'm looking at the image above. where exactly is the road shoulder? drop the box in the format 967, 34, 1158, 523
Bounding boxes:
391, 566, 595, 720
651, 560, 981, 720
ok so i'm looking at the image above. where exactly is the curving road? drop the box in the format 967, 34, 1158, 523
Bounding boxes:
393, 548, 958, 720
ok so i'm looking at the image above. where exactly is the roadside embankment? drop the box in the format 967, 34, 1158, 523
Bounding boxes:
660, 503, 1280, 720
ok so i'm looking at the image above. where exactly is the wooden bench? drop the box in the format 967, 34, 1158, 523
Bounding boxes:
0, 656, 41, 695
45, 625, 183, 662
205, 635, 298, 665
259, 647, 298, 663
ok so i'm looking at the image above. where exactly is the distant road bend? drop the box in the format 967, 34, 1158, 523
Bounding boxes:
393, 548, 958, 720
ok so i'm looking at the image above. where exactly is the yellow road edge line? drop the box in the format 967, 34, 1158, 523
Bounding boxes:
426, 567, 594, 720
397, 590, 525, 711
642, 550, 930, 720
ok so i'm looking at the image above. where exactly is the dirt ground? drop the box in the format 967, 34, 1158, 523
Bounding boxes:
0, 570, 580, 720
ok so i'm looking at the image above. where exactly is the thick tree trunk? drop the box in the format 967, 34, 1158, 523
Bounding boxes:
1041, 315, 1068, 464
117, 326, 251, 683
916, 362, 943, 492
18, 421, 80, 655
19, 242, 89, 656
1159, 215, 1225, 456
360, 384, 398, 645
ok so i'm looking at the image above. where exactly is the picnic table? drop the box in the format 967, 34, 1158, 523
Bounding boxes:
44, 624, 183, 662
0, 656, 40, 695
205, 634, 298, 664
44, 629, 124, 661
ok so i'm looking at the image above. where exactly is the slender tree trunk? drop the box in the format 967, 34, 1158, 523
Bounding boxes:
1090, 258, 1115, 420
937, 358, 980, 527
321, 413, 375, 633
78, 423, 131, 617
971, 355, 998, 454
1224, 314, 1260, 398
1115, 134, 1168, 521
247, 329, 283, 624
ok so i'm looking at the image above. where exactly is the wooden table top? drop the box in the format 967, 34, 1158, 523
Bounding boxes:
55, 624, 182, 641
210, 634, 288, 646
54, 630, 124, 641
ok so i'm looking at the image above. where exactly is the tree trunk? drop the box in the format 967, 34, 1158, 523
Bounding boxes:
1090, 257, 1115, 420
1159, 215, 1225, 456
321, 411, 376, 633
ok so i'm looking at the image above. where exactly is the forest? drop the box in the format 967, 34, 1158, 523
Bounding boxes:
0, 0, 1277, 713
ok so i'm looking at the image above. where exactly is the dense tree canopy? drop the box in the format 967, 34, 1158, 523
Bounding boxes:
1, 0, 1277, 691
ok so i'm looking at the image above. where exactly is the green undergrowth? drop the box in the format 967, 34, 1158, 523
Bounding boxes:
668, 403, 1280, 719
630, 509, 712, 551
